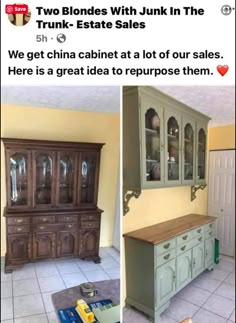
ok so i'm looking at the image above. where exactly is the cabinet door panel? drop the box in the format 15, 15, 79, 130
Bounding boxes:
155, 259, 176, 308
56, 152, 77, 206
79, 230, 100, 257
6, 149, 31, 208
57, 231, 77, 257
33, 232, 56, 259
205, 237, 215, 269
7, 234, 31, 262
176, 249, 192, 291
141, 96, 164, 188
196, 124, 207, 184
182, 118, 195, 185
78, 153, 100, 206
192, 241, 205, 278
33, 151, 56, 208
165, 111, 182, 185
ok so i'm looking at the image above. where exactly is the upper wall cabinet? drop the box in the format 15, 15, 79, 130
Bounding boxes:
123, 86, 210, 193
3, 138, 104, 210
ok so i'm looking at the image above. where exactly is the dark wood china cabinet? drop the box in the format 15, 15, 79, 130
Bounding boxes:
3, 138, 104, 273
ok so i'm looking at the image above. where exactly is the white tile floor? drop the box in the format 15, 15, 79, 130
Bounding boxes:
1, 247, 120, 323
123, 255, 235, 323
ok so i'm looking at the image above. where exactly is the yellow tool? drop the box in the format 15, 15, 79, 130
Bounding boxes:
75, 299, 95, 323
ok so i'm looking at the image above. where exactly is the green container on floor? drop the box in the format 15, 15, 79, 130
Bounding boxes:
214, 238, 219, 264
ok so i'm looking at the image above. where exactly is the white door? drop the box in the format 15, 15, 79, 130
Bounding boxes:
208, 150, 235, 256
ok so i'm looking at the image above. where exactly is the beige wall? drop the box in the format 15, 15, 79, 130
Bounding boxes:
123, 123, 235, 303
1, 104, 120, 256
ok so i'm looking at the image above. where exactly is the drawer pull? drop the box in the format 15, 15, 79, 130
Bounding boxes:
67, 224, 73, 229
182, 235, 188, 240
198, 237, 203, 241
16, 227, 22, 232
209, 231, 213, 235
163, 243, 170, 249
15, 219, 23, 223
197, 229, 202, 233
42, 218, 47, 222
193, 258, 196, 266
39, 226, 45, 230
181, 245, 186, 251
66, 217, 70, 220
209, 223, 213, 228
163, 253, 170, 260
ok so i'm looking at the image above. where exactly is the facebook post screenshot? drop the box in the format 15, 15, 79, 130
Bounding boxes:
1, 0, 235, 323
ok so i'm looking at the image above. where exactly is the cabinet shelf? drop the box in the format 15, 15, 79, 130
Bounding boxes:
146, 159, 158, 162
145, 128, 159, 134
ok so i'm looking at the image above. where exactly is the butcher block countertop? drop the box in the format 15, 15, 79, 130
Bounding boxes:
123, 214, 217, 245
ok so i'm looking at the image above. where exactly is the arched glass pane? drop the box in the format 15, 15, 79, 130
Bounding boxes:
198, 129, 206, 179
167, 117, 179, 181
36, 154, 52, 204
184, 123, 194, 180
145, 108, 161, 181
80, 155, 96, 203
59, 155, 74, 204
10, 153, 27, 205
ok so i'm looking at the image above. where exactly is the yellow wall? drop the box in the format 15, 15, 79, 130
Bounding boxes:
1, 104, 120, 256
208, 124, 235, 150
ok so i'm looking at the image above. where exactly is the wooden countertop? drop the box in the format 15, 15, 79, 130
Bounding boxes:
123, 214, 217, 245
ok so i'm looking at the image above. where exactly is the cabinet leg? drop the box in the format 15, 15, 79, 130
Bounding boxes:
94, 256, 101, 264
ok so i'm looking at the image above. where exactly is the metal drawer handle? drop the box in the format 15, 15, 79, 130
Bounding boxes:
193, 258, 196, 266
209, 223, 213, 228
39, 226, 45, 230
197, 229, 202, 233
181, 245, 186, 251
16, 227, 22, 231
15, 219, 23, 223
209, 231, 213, 235
163, 243, 170, 249
198, 237, 203, 241
42, 218, 47, 222
67, 224, 73, 228
182, 235, 188, 240
66, 217, 70, 220
164, 253, 170, 260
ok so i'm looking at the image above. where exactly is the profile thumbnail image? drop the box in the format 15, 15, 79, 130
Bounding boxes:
7, 4, 31, 26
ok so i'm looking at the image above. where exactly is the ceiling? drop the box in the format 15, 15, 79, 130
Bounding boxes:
1, 86, 235, 126
156, 86, 235, 127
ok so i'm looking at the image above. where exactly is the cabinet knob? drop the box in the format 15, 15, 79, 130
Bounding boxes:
16, 227, 22, 232
182, 235, 188, 240
39, 226, 45, 230
181, 245, 186, 251
197, 229, 202, 233
198, 237, 203, 241
15, 219, 23, 223
163, 243, 170, 249
193, 258, 196, 266
42, 218, 47, 222
209, 231, 213, 236
67, 224, 73, 228
164, 253, 170, 260
209, 223, 213, 228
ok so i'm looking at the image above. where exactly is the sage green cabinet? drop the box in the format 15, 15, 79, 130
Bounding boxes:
176, 249, 192, 291
156, 259, 176, 307
123, 86, 210, 192
205, 237, 215, 268
192, 241, 205, 278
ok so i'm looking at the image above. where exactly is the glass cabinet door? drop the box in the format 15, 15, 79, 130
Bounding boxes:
142, 104, 164, 187
7, 150, 31, 208
182, 120, 195, 183
56, 152, 77, 206
78, 152, 99, 206
33, 151, 55, 207
165, 112, 181, 184
196, 127, 207, 183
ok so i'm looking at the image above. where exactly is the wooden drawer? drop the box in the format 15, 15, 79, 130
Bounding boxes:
33, 223, 77, 232
81, 214, 100, 222
191, 225, 204, 239
155, 238, 176, 256
176, 241, 192, 256
7, 217, 30, 225
205, 229, 215, 240
8, 225, 30, 234
205, 222, 215, 232
33, 216, 55, 224
177, 231, 193, 246
156, 249, 176, 267
57, 215, 77, 223
80, 221, 100, 229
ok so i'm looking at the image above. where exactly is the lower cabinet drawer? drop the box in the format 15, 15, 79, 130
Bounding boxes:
81, 214, 100, 221
80, 221, 100, 229
156, 249, 176, 267
155, 238, 176, 256
205, 229, 215, 240
176, 241, 191, 256
33, 216, 55, 224
57, 215, 77, 223
33, 223, 77, 232
8, 225, 30, 234
7, 217, 30, 225
177, 231, 192, 245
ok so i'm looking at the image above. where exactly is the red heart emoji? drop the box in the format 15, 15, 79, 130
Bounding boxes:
217, 65, 229, 76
